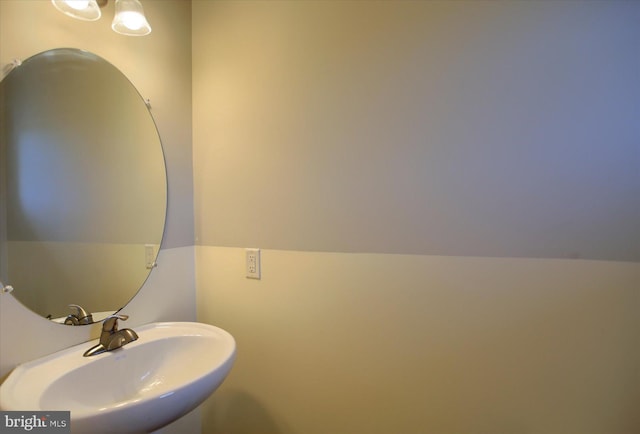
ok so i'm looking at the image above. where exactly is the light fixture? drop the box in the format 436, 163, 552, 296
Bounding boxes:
51, 0, 102, 21
51, 0, 151, 36
112, 0, 152, 36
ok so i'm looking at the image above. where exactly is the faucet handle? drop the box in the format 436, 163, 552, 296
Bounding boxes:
102, 313, 129, 332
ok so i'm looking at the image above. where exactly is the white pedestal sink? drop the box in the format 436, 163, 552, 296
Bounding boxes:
0, 322, 236, 434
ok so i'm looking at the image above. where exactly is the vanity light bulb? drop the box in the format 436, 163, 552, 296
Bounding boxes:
51, 0, 101, 21
65, 0, 90, 10
112, 0, 152, 36
119, 11, 145, 30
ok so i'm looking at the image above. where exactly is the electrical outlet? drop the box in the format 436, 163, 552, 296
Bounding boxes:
246, 248, 261, 279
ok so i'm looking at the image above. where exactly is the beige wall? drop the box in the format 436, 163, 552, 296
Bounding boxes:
193, 1, 640, 433
193, 0, 639, 262
197, 247, 639, 434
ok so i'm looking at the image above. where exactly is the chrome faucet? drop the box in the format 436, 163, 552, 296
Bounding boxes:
83, 314, 139, 357
64, 304, 94, 325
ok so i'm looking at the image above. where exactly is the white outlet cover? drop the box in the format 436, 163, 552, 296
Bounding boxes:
245, 248, 261, 279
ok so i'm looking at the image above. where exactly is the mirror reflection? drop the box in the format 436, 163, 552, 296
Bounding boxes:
0, 48, 167, 324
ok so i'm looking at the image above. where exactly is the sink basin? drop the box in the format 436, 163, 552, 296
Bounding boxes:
0, 322, 236, 433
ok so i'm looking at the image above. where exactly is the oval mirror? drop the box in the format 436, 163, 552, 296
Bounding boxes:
0, 48, 166, 324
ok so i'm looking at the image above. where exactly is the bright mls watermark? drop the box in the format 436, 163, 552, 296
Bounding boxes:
0, 412, 70, 433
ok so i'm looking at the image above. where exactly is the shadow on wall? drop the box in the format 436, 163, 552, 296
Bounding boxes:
204, 389, 292, 434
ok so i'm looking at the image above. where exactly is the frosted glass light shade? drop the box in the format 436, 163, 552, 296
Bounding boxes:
51, 0, 101, 21
112, 0, 152, 36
